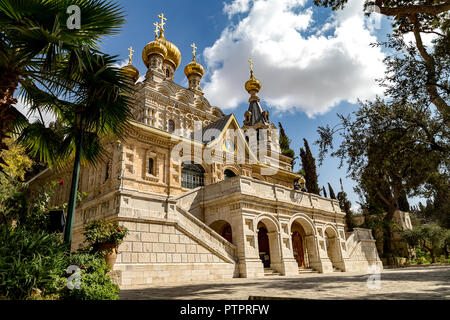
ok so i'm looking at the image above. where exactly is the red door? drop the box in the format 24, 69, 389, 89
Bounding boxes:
292, 232, 306, 268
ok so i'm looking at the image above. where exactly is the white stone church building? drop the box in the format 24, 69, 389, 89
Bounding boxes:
30, 17, 382, 287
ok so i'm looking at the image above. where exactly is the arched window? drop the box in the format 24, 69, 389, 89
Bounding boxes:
181, 161, 205, 189
166, 69, 170, 78
168, 120, 175, 133
224, 169, 236, 180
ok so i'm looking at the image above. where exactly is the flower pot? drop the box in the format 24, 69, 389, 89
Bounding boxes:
95, 243, 119, 268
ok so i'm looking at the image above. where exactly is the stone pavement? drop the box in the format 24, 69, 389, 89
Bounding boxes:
119, 265, 450, 300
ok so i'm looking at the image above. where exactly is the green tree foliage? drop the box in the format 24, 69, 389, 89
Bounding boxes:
0, 0, 126, 166
300, 139, 320, 195
0, 225, 68, 299
328, 183, 336, 199
0, 137, 33, 223
411, 182, 450, 229
278, 122, 295, 159
337, 178, 354, 232
316, 99, 449, 255
59, 253, 120, 300
402, 224, 448, 263
313, 0, 450, 126
322, 186, 327, 198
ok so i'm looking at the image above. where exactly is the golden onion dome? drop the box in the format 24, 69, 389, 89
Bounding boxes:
142, 39, 168, 67
121, 63, 140, 82
158, 30, 181, 69
184, 59, 204, 78
245, 71, 261, 93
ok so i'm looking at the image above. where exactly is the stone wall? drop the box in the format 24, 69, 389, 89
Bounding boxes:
114, 220, 238, 286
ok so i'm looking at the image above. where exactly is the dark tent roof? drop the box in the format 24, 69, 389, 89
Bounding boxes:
247, 100, 269, 126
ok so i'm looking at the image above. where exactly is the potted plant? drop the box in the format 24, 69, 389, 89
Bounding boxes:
83, 219, 129, 267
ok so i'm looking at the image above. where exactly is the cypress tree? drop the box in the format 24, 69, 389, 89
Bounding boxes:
278, 122, 295, 159
300, 138, 320, 195
322, 186, 327, 198
337, 178, 354, 232
328, 183, 336, 199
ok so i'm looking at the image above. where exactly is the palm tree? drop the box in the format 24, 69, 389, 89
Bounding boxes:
19, 52, 133, 247
0, 0, 125, 167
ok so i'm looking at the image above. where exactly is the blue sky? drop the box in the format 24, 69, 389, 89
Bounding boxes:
95, 0, 400, 210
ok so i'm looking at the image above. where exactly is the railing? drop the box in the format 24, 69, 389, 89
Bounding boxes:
175, 205, 237, 263
187, 176, 344, 214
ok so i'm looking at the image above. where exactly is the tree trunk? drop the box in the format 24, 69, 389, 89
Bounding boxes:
410, 15, 450, 127
0, 68, 20, 167
383, 206, 396, 258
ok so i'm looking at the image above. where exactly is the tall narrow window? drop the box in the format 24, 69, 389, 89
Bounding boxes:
166, 69, 170, 78
148, 158, 154, 175
168, 120, 175, 133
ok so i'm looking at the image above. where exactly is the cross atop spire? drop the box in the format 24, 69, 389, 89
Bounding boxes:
158, 13, 167, 30
248, 58, 254, 74
190, 42, 197, 60
153, 22, 160, 38
128, 46, 134, 63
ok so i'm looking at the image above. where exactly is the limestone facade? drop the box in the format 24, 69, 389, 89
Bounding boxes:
29, 22, 382, 287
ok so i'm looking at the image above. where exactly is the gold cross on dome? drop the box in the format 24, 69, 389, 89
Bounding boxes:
128, 46, 134, 63
248, 58, 254, 72
158, 13, 167, 29
190, 42, 197, 59
153, 22, 160, 38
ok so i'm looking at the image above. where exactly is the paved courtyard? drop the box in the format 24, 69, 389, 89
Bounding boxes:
119, 265, 450, 300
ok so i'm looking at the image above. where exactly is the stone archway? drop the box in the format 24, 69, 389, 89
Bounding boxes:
209, 220, 233, 244
290, 215, 320, 271
324, 226, 343, 270
256, 217, 281, 272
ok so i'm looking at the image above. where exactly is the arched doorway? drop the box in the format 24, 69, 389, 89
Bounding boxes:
224, 169, 237, 180
324, 227, 341, 269
181, 161, 205, 189
290, 216, 320, 271
209, 220, 233, 243
292, 231, 306, 268
258, 224, 271, 268
256, 218, 280, 270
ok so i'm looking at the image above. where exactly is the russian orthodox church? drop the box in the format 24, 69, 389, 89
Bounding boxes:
30, 14, 382, 287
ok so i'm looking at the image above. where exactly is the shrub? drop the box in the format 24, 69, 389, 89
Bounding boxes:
0, 225, 68, 299
59, 253, 120, 300
83, 218, 128, 249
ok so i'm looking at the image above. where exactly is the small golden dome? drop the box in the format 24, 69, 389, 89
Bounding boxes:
121, 63, 140, 82
158, 30, 181, 69
184, 59, 204, 78
245, 71, 261, 93
142, 40, 168, 67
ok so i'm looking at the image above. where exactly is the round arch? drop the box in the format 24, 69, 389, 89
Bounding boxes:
324, 225, 343, 270
255, 215, 280, 270
181, 161, 205, 189
289, 213, 320, 270
209, 220, 233, 244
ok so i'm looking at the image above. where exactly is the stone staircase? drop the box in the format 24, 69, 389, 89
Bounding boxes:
264, 268, 282, 277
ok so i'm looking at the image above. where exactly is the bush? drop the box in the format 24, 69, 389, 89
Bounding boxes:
0, 225, 68, 299
59, 253, 120, 300
83, 218, 128, 249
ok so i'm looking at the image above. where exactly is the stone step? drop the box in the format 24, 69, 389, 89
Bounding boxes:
298, 268, 318, 274
264, 268, 281, 276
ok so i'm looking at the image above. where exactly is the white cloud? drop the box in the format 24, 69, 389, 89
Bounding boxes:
223, 0, 252, 17
14, 97, 55, 126
203, 0, 386, 117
